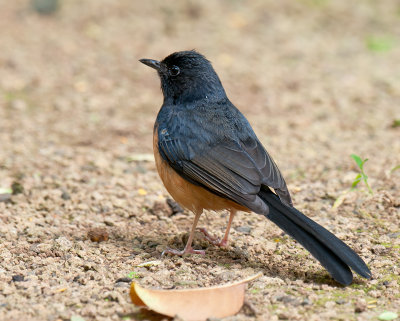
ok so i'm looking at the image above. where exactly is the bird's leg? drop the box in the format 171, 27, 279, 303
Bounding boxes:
198, 210, 236, 247
162, 211, 205, 256
220, 209, 236, 247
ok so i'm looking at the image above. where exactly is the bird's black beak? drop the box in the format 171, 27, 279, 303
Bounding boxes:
139, 58, 161, 71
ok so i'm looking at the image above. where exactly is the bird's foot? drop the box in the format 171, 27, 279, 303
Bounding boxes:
198, 227, 228, 247
161, 246, 205, 257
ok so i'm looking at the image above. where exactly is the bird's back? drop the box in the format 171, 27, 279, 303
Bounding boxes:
154, 98, 292, 211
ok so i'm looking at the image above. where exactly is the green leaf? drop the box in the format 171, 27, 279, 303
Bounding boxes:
366, 36, 395, 52
351, 174, 362, 188
333, 191, 348, 209
0, 188, 12, 194
350, 154, 364, 169
391, 119, 400, 128
390, 165, 400, 173
127, 271, 140, 279
378, 311, 398, 321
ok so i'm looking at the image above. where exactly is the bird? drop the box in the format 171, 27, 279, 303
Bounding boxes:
139, 50, 371, 285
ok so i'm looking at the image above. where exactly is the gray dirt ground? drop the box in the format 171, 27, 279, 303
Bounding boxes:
0, 1, 399, 320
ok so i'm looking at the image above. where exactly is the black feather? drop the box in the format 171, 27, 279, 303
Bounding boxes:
259, 188, 372, 284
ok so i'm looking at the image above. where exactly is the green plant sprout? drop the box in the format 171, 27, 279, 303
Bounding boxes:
127, 271, 140, 279
390, 165, 400, 174
366, 35, 395, 52
333, 154, 373, 209
350, 154, 373, 194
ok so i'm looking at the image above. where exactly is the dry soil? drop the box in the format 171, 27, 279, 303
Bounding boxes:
0, 1, 399, 321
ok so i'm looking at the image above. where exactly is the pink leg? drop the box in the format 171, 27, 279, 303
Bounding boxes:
199, 210, 236, 247
162, 211, 205, 256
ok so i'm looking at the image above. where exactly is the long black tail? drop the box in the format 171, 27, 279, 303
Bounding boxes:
259, 188, 371, 285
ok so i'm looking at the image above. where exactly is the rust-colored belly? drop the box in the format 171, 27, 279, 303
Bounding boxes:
153, 128, 249, 215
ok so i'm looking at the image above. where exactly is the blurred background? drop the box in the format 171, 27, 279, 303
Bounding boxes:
1, 1, 400, 320
0, 0, 399, 171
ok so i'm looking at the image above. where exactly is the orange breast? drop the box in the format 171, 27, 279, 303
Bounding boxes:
153, 127, 250, 215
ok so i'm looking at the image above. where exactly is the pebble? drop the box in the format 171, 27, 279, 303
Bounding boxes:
61, 191, 71, 200
87, 228, 109, 242
336, 299, 346, 305
114, 282, 130, 288
31, 0, 59, 14
166, 198, 184, 214
103, 219, 115, 226
235, 226, 252, 234
11, 182, 24, 195
388, 232, 400, 238
325, 301, 335, 309
355, 299, 367, 313
115, 277, 132, 283
242, 300, 258, 316
0, 194, 11, 202
91, 191, 103, 201
12, 275, 25, 282
55, 237, 73, 251
277, 295, 296, 304
151, 200, 173, 217
278, 312, 290, 320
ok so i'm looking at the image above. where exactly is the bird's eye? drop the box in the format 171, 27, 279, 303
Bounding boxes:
170, 65, 180, 76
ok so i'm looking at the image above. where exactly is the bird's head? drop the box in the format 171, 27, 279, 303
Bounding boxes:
140, 50, 226, 104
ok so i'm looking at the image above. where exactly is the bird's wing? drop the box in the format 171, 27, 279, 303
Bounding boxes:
158, 130, 292, 212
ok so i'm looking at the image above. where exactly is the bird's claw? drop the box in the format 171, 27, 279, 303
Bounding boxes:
198, 227, 228, 247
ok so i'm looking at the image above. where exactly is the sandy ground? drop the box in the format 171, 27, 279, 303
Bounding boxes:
0, 1, 399, 320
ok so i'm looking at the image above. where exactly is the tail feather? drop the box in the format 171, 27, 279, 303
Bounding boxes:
259, 188, 371, 285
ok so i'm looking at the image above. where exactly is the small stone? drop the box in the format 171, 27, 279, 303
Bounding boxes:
151, 200, 173, 217
11, 181, 24, 195
0, 193, 11, 202
371, 245, 386, 255
166, 198, 184, 215
235, 226, 252, 234
55, 237, 73, 251
12, 275, 25, 282
115, 277, 132, 283
336, 299, 346, 305
10, 99, 27, 111
388, 232, 400, 238
103, 219, 114, 226
91, 191, 103, 201
277, 295, 296, 304
301, 298, 311, 306
87, 228, 109, 242
31, 0, 59, 14
278, 312, 290, 320
242, 300, 258, 316
61, 191, 71, 200
355, 299, 367, 313
368, 290, 380, 298
77, 203, 89, 210
325, 301, 335, 309
114, 282, 130, 288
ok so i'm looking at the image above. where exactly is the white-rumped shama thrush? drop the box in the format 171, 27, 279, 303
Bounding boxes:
140, 50, 371, 285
